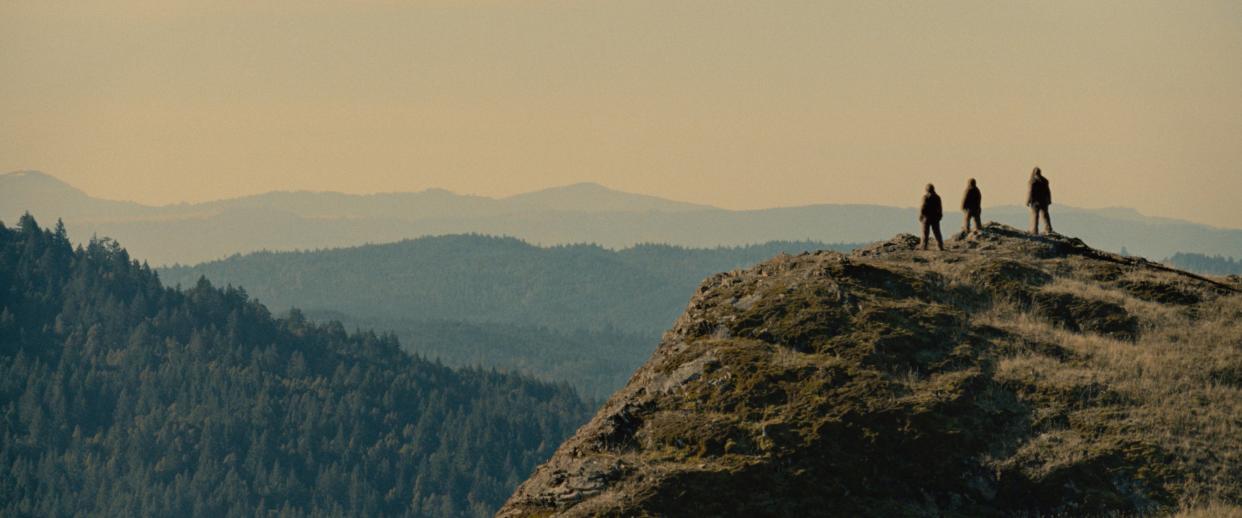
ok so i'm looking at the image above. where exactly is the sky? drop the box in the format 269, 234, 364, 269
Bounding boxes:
3, 1, 1241, 227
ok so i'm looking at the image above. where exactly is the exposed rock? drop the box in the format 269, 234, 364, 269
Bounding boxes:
851, 233, 921, 258
499, 223, 1241, 517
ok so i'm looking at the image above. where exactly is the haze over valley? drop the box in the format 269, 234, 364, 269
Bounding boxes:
5, 170, 1241, 267
9, 169, 1241, 402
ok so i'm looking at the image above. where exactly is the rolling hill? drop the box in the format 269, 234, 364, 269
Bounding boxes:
158, 236, 856, 399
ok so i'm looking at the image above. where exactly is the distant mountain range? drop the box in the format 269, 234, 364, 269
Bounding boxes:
4, 170, 1240, 266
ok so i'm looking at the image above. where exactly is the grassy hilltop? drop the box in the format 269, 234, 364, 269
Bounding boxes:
500, 223, 1242, 517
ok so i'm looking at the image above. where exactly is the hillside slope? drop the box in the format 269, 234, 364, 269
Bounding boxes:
0, 215, 592, 517
499, 224, 1242, 517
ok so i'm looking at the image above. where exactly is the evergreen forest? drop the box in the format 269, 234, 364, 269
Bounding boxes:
0, 215, 591, 517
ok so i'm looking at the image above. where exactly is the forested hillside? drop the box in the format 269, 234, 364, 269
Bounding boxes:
303, 314, 654, 401
1166, 252, 1242, 276
0, 215, 591, 517
159, 236, 856, 398
159, 236, 851, 334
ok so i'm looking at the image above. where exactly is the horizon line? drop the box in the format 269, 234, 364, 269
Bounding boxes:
2, 169, 1232, 230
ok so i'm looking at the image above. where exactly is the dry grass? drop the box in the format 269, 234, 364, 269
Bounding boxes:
506, 230, 1242, 517
916, 246, 1242, 509
978, 286, 1242, 507
1173, 502, 1242, 517
1047, 277, 1186, 324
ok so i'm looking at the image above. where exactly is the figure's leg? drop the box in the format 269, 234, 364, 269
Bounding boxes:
1031, 207, 1040, 234
963, 212, 972, 232
933, 223, 944, 250
922, 222, 930, 250
1042, 209, 1053, 234
972, 213, 982, 231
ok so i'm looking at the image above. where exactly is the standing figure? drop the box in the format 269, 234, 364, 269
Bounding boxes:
962, 178, 982, 232
919, 183, 944, 251
1027, 167, 1053, 235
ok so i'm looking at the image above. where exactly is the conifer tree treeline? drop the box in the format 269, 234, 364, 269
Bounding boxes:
0, 214, 591, 517
1166, 252, 1242, 276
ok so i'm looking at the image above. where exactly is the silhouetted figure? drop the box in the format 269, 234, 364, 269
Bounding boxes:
919, 183, 944, 251
1027, 167, 1053, 235
962, 178, 982, 232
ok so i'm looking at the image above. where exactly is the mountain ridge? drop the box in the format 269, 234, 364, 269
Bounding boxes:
5, 170, 1242, 266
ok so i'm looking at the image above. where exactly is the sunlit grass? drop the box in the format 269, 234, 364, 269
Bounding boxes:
978, 285, 1242, 509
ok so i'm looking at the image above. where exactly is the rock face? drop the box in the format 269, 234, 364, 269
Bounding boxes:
498, 224, 1242, 517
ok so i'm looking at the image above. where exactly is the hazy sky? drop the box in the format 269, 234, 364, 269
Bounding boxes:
3, 1, 1241, 227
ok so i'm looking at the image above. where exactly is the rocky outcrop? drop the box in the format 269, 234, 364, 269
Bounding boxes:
499, 224, 1242, 517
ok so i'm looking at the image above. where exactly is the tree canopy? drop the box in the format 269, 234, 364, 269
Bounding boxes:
0, 214, 591, 517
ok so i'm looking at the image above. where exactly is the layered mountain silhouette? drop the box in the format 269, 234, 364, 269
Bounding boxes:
5, 170, 1241, 266
500, 224, 1242, 516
